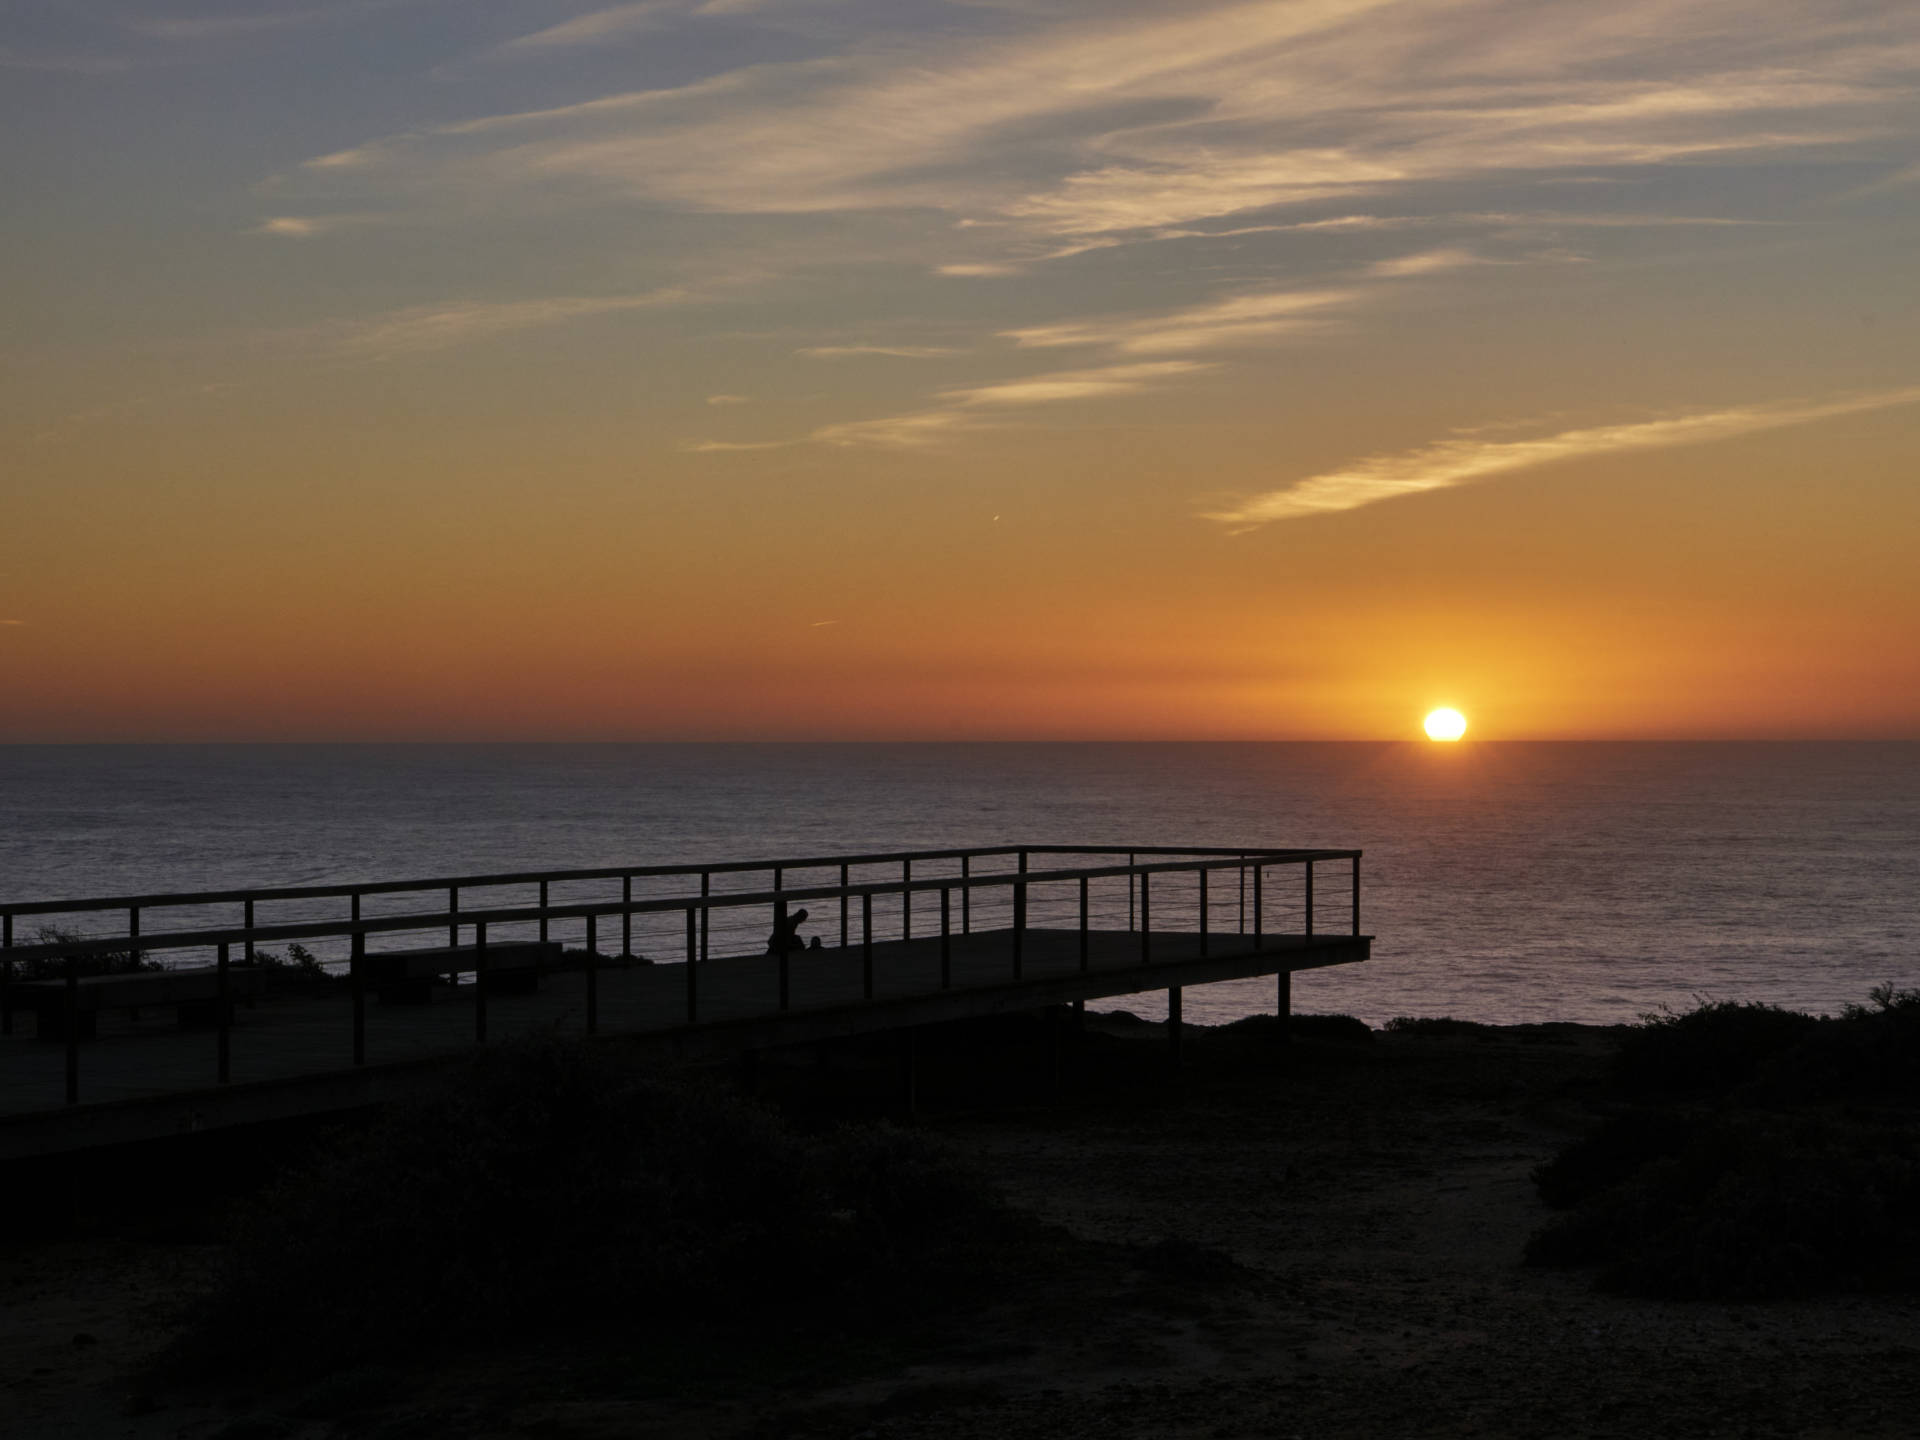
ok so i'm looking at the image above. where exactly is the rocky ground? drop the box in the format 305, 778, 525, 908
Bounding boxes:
6, 1015, 1920, 1439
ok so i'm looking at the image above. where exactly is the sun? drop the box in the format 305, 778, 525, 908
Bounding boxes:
1423, 707, 1468, 742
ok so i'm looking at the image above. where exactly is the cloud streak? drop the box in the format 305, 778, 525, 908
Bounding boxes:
1208, 386, 1920, 527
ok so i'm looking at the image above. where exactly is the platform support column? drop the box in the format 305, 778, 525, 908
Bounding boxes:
1276, 967, 1291, 1044
1168, 985, 1183, 1067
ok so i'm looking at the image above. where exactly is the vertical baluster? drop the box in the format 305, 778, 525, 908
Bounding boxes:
449, 886, 459, 949
217, 941, 231, 1084
539, 880, 550, 945
940, 887, 951, 990
1140, 871, 1152, 965
701, 872, 710, 962
1305, 860, 1314, 939
586, 913, 599, 1035
685, 907, 698, 1023
64, 952, 79, 1105
903, 859, 912, 940
1198, 867, 1208, 957
1078, 875, 1089, 972
475, 921, 488, 1043
1253, 866, 1263, 949
961, 855, 971, 934
351, 929, 366, 1066
622, 875, 633, 958
776, 899, 790, 1012
2, 911, 13, 1036
840, 863, 849, 948
1352, 853, 1361, 935
862, 893, 873, 1001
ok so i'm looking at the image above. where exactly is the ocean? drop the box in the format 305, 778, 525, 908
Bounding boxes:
2, 742, 1915, 1027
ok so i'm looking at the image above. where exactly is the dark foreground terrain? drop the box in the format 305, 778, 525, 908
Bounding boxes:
5, 1011, 1919, 1439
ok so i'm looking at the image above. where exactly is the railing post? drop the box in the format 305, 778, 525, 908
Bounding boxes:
1352, 853, 1361, 935
449, 886, 459, 948
840, 863, 849, 947
686, 907, 698, 1023
128, 904, 140, 963
1198, 867, 1209, 957
1277, 967, 1291, 1042
622, 875, 632, 958
903, 859, 912, 940
1078, 875, 1089, 972
64, 952, 79, 1106
862, 892, 873, 1000
1238, 856, 1246, 934
586, 913, 599, 1035
243, 899, 255, 964
1140, 870, 1151, 965
2, 910, 13, 1036
217, 941, 231, 1084
1253, 866, 1264, 950
539, 880, 549, 945
1305, 860, 1314, 939
940, 887, 951, 990
700, 872, 710, 962
475, 921, 488, 1043
351, 930, 366, 1067
961, 855, 971, 933
1168, 984, 1183, 1065
1012, 881, 1025, 980
1127, 853, 1136, 931
776, 899, 790, 1011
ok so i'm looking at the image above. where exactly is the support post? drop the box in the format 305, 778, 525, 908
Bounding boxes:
1352, 853, 1361, 935
903, 859, 912, 940
1277, 968, 1292, 1043
840, 863, 850, 947
449, 886, 459, 949
217, 941, 231, 1084
961, 855, 971, 933
701, 871, 710, 962
622, 875, 632, 958
1305, 861, 1314, 939
243, 899, 255, 964
1168, 985, 1183, 1066
1253, 866, 1263, 950
2, 910, 13, 1036
539, 880, 549, 945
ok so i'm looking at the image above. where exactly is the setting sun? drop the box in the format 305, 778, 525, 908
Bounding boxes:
1424, 708, 1468, 742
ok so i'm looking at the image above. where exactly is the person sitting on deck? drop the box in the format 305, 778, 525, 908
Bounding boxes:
766, 906, 809, 956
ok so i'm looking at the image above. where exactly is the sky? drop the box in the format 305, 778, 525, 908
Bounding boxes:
5, 0, 1919, 741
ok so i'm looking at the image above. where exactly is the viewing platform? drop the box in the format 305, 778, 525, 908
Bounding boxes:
0, 845, 1369, 1159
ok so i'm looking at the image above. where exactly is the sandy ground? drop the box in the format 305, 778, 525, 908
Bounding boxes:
5, 1019, 1919, 1439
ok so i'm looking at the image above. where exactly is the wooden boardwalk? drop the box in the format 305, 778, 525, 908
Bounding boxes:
0, 925, 1367, 1159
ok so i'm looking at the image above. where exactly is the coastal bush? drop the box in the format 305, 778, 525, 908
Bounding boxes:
1527, 1110, 1920, 1298
1286, 1013, 1373, 1043
1529, 991, 1920, 1298
1611, 999, 1818, 1098
1384, 1016, 1494, 1038
183, 1038, 1007, 1376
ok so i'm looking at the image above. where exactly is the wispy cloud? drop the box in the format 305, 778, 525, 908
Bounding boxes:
493, 3, 678, 54
795, 345, 964, 360
705, 393, 751, 405
1005, 287, 1361, 355
1207, 386, 1920, 527
328, 290, 691, 357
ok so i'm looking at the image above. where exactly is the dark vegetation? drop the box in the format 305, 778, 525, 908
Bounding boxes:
174, 1037, 1014, 1380
1527, 988, 1920, 1298
10, 924, 160, 981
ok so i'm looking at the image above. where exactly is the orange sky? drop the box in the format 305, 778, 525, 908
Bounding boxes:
5, 0, 1919, 740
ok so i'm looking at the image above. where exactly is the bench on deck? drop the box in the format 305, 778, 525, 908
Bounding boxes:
16, 966, 269, 1042
360, 941, 560, 1004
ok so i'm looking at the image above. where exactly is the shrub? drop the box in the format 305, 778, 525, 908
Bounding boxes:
1287, 1013, 1373, 1044
1384, 1016, 1493, 1038
10, 925, 160, 982
1527, 1111, 1920, 1298
1611, 999, 1818, 1098
184, 1038, 1006, 1376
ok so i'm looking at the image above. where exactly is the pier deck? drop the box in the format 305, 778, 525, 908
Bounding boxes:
0, 846, 1368, 1158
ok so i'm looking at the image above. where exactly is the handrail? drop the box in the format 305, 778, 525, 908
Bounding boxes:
0, 843, 1337, 920
0, 850, 1359, 962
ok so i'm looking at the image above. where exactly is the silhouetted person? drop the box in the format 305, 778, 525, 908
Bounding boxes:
808, 935, 824, 951
766, 906, 809, 956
